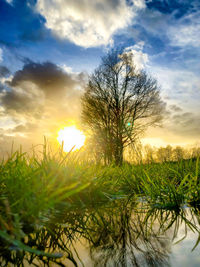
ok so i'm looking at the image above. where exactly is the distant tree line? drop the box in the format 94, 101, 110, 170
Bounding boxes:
126, 143, 200, 164
81, 139, 200, 165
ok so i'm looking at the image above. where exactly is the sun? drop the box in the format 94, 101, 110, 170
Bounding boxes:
57, 126, 86, 152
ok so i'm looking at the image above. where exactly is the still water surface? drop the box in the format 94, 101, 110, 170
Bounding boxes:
62, 201, 200, 267
3, 199, 200, 266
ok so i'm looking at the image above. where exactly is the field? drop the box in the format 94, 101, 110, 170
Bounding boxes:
0, 145, 200, 266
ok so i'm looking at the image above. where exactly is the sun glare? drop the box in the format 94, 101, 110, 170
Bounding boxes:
57, 126, 86, 152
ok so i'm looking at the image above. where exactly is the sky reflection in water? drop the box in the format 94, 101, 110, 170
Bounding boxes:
3, 199, 200, 267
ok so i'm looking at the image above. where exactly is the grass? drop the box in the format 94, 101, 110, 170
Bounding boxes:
0, 144, 200, 265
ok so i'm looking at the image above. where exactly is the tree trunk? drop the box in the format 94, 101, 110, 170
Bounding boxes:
114, 141, 123, 166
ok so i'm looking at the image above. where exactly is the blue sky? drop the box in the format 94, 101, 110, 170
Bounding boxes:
0, 0, 200, 150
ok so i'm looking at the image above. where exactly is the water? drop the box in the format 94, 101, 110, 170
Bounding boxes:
2, 199, 200, 266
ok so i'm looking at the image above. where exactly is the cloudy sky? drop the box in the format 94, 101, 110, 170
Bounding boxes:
0, 0, 199, 152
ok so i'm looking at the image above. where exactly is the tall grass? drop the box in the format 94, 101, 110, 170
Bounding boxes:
0, 144, 200, 265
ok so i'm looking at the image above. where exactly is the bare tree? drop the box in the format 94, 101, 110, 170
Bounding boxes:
81, 49, 164, 165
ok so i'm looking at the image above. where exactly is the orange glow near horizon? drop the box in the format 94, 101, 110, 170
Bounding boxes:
57, 126, 86, 152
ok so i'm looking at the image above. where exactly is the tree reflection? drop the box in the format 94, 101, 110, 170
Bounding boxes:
78, 200, 171, 267
1, 199, 200, 266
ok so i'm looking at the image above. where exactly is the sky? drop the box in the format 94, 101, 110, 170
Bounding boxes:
0, 0, 200, 152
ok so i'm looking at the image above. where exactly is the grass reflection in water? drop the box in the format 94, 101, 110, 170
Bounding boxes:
1, 198, 200, 267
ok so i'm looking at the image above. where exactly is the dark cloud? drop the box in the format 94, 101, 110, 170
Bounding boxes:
0, 60, 84, 117
0, 65, 10, 77
169, 104, 182, 112
170, 111, 200, 137
172, 112, 193, 120
0, 83, 4, 91
11, 123, 38, 133
0, 87, 44, 116
8, 61, 79, 98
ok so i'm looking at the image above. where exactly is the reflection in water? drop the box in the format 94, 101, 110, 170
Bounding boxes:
81, 200, 171, 267
1, 199, 200, 266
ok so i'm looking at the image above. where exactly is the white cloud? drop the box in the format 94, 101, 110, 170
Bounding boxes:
147, 64, 200, 139
168, 11, 200, 47
5, 0, 13, 4
0, 75, 13, 88
0, 48, 3, 62
149, 66, 200, 102
124, 41, 149, 70
133, 0, 146, 9
60, 64, 73, 74
36, 0, 145, 47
